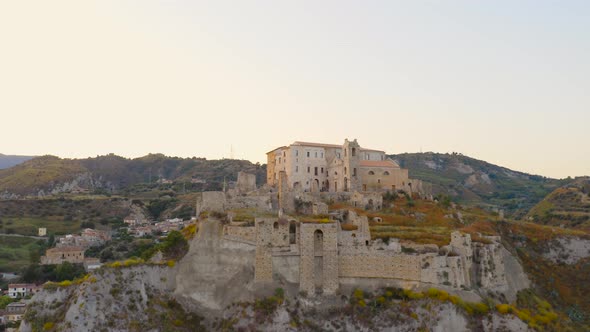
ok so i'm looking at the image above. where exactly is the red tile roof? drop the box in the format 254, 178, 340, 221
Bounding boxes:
46, 246, 84, 253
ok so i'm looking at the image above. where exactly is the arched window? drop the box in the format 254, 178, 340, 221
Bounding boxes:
368, 171, 375, 175
273, 222, 279, 230
383, 171, 390, 176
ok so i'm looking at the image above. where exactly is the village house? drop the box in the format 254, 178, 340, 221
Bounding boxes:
40, 246, 85, 265
83, 257, 102, 271
124, 216, 139, 226
7, 284, 40, 299
56, 228, 111, 249
5, 302, 26, 322
267, 139, 416, 193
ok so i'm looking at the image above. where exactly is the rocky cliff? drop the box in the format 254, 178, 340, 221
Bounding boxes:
21, 219, 541, 331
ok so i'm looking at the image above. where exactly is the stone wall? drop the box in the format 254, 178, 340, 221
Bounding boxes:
236, 172, 257, 193
474, 243, 506, 289
254, 219, 274, 283
420, 255, 470, 288
299, 223, 339, 295
223, 225, 256, 244
196, 191, 226, 216
339, 252, 422, 281
271, 219, 290, 248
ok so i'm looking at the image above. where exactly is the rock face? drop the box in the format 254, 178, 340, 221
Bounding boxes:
20, 219, 535, 331
544, 237, 590, 264
20, 265, 178, 332
174, 219, 257, 312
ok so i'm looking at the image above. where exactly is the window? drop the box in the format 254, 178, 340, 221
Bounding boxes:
321, 167, 324, 173
383, 171, 390, 175
353, 168, 357, 176
321, 152, 324, 158
278, 157, 281, 164
283, 151, 286, 157
352, 148, 356, 156
307, 167, 310, 173
368, 171, 375, 175
315, 152, 317, 158
378, 179, 381, 184
314, 167, 318, 176
296, 150, 298, 156
296, 166, 299, 172
344, 167, 347, 175
307, 151, 310, 157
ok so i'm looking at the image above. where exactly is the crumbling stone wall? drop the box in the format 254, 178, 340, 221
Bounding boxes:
254, 219, 274, 283
271, 219, 290, 248
338, 253, 421, 281
223, 225, 256, 244
350, 191, 383, 210
196, 191, 226, 216
474, 242, 506, 289
236, 171, 257, 194
299, 223, 338, 295
420, 255, 470, 288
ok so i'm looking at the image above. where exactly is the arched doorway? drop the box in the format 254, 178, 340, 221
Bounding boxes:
312, 179, 320, 192
314, 229, 324, 292
289, 221, 297, 244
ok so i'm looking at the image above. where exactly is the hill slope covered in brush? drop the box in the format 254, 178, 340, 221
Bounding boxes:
0, 154, 266, 197
390, 152, 570, 218
0, 153, 35, 169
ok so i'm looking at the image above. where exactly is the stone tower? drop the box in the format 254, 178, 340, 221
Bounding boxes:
342, 139, 361, 192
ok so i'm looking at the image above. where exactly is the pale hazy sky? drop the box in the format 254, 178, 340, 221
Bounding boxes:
1, 1, 588, 178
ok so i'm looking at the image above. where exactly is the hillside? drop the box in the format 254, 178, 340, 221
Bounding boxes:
391, 152, 570, 218
0, 153, 35, 169
527, 177, 590, 231
0, 154, 266, 197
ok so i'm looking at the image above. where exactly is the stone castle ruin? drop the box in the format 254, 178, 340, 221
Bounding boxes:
192, 138, 527, 300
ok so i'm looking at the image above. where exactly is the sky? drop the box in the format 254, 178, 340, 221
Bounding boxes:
0, 1, 588, 179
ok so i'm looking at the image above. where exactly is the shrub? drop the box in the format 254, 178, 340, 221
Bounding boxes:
43, 322, 55, 331
496, 304, 511, 314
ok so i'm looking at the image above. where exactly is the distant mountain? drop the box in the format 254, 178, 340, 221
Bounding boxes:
526, 177, 590, 230
0, 154, 266, 197
0, 154, 35, 169
390, 152, 571, 218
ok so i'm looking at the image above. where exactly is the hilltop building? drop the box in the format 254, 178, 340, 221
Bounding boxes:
267, 139, 415, 193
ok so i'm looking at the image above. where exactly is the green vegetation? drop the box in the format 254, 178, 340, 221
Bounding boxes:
527, 177, 590, 230
348, 287, 566, 330
21, 262, 86, 284
0, 217, 80, 236
140, 230, 189, 261
0, 153, 266, 196
391, 152, 569, 218
0, 235, 45, 272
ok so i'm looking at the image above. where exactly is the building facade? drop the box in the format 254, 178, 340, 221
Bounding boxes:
40, 246, 85, 265
7, 284, 39, 299
267, 139, 412, 193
